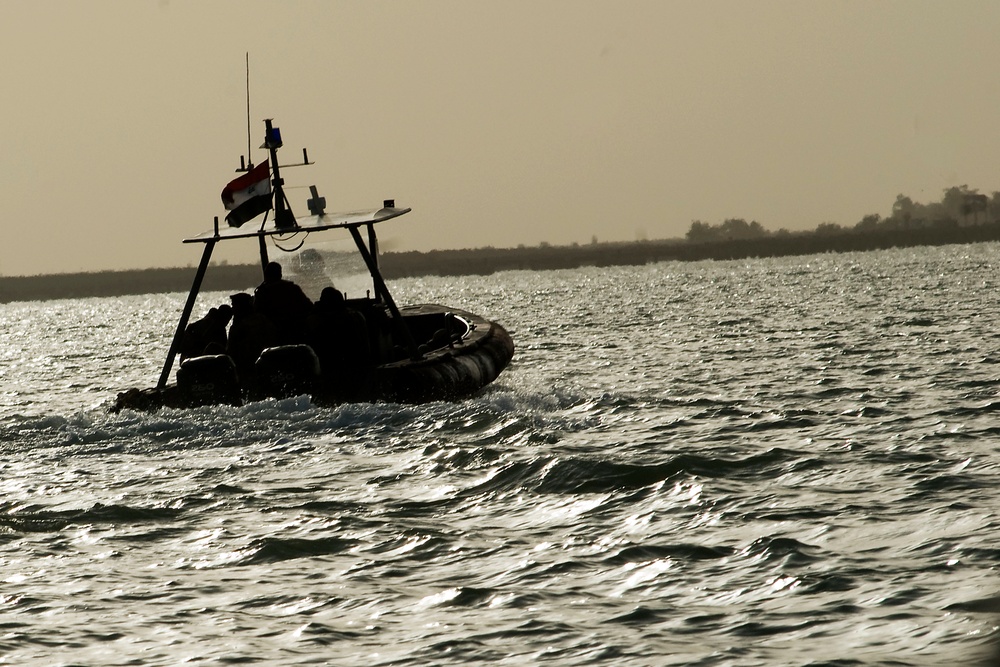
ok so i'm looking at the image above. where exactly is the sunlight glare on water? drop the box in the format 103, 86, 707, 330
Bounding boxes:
2, 244, 1000, 664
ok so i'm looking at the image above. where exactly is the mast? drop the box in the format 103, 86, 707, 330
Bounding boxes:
263, 119, 297, 230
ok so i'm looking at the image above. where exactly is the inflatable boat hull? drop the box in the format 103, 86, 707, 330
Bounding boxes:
112, 305, 513, 412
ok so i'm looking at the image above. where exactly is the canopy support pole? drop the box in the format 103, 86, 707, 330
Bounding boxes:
157, 238, 217, 388
348, 225, 421, 361
366, 222, 385, 302
258, 233, 269, 271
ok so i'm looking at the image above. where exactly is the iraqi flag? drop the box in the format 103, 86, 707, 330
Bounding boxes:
221, 159, 271, 227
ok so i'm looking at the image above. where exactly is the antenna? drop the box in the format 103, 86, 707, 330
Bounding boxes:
245, 52, 252, 169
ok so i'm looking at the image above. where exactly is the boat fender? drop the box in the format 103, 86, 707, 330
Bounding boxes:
255, 344, 322, 398
176, 354, 241, 406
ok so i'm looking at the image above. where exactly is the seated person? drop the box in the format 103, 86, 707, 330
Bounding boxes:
226, 292, 277, 385
178, 305, 232, 361
253, 262, 313, 344
308, 287, 371, 382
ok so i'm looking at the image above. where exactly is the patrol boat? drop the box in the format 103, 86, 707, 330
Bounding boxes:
112, 120, 514, 412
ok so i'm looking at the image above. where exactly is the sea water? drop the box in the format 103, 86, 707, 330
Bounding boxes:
2, 244, 1000, 665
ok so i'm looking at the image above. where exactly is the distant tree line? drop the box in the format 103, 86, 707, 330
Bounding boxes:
7, 184, 1000, 303
686, 185, 998, 241
0, 265, 261, 304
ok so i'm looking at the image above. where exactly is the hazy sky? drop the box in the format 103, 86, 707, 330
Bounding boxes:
2, 1, 998, 276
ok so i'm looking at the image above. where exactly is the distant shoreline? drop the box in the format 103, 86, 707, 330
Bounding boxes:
3, 224, 1000, 303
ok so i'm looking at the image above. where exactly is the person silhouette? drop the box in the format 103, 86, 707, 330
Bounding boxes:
226, 292, 277, 385
178, 305, 232, 361
252, 262, 313, 344
308, 287, 371, 386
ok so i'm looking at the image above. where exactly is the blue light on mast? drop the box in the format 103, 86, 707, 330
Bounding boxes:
264, 125, 283, 149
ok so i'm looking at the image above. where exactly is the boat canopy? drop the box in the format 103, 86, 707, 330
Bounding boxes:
184, 204, 411, 244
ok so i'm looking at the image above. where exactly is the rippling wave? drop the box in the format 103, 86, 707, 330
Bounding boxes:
2, 246, 1000, 664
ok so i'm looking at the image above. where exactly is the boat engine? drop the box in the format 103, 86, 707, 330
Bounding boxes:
255, 344, 322, 398
176, 354, 242, 406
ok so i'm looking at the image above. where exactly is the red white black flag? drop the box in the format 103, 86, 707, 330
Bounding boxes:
221, 159, 271, 227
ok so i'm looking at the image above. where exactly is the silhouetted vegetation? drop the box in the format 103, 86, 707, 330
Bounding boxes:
685, 185, 996, 242
382, 185, 1000, 278
687, 218, 769, 242
379, 223, 1000, 278
0, 265, 262, 304
4, 185, 1000, 303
